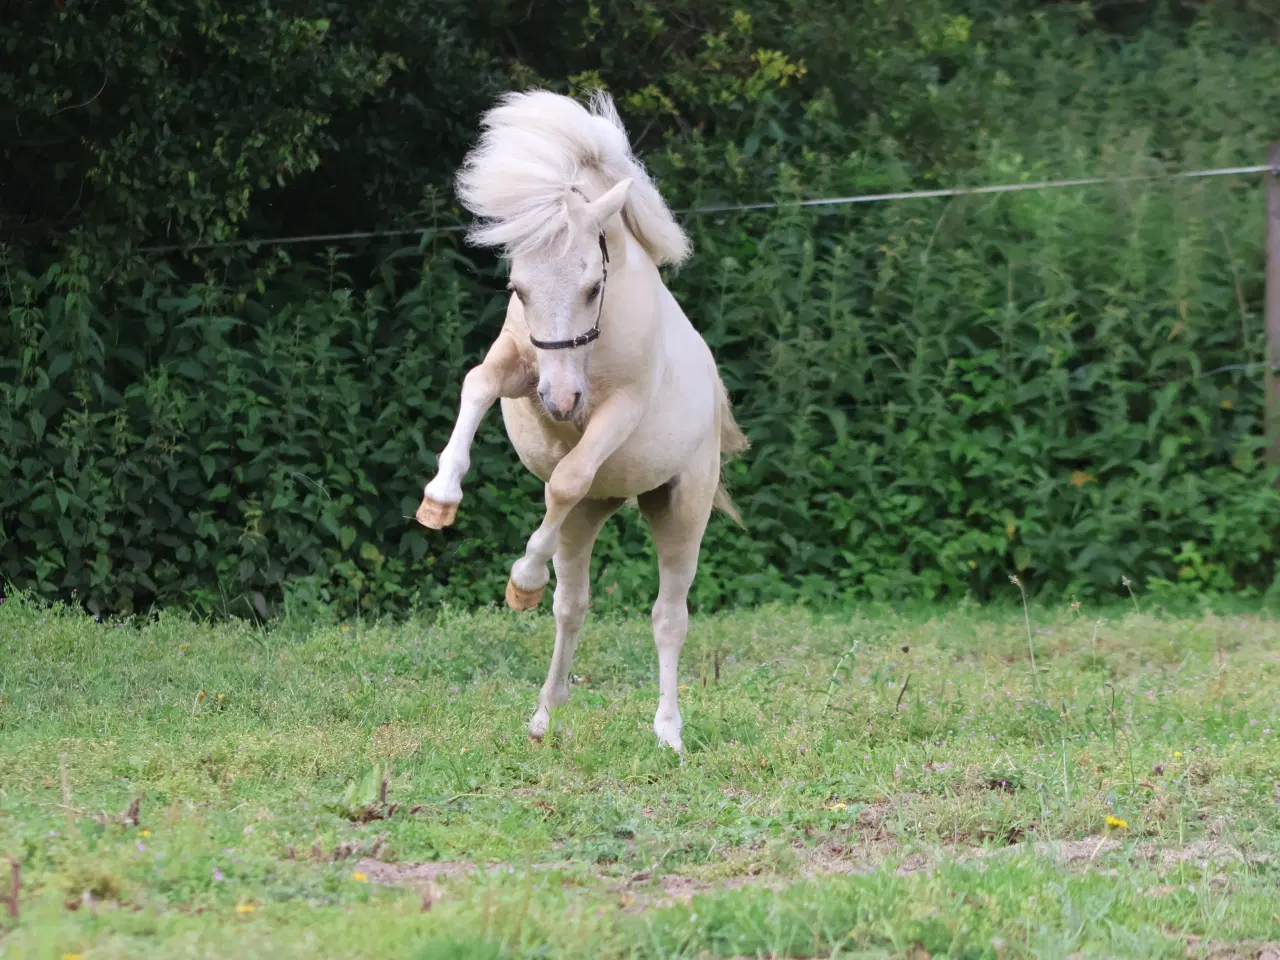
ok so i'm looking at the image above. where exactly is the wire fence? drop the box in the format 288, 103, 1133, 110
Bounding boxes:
139, 161, 1276, 254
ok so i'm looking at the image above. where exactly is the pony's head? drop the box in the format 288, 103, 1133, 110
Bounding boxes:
507, 179, 631, 421
455, 90, 690, 421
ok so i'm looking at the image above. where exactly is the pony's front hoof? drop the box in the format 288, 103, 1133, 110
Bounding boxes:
416, 496, 459, 529
505, 580, 545, 611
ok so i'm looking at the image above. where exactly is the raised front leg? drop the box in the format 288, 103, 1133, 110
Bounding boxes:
528, 497, 622, 740
506, 393, 644, 610
418, 332, 528, 529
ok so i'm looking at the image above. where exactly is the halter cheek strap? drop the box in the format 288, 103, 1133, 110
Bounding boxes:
528, 232, 609, 351
529, 186, 611, 351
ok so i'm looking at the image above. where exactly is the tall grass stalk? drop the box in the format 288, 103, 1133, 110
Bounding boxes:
1010, 575, 1042, 697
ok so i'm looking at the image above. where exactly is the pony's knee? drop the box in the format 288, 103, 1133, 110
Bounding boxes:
554, 584, 590, 627
548, 463, 593, 505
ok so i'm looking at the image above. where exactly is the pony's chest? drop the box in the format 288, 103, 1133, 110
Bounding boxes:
500, 397, 578, 483
498, 396, 685, 498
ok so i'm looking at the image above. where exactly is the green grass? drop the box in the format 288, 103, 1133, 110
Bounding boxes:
0, 591, 1277, 959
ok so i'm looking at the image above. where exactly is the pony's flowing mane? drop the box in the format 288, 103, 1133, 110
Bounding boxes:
455, 90, 690, 266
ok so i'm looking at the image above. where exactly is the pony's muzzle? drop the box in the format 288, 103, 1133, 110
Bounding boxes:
539, 385, 582, 421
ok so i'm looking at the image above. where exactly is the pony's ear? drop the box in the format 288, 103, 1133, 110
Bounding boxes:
587, 178, 633, 230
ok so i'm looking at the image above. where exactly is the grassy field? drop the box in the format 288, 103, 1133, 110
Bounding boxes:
0, 591, 1277, 959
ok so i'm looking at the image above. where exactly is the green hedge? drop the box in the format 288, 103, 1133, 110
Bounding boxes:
3, 2, 1280, 617
5, 159, 1278, 616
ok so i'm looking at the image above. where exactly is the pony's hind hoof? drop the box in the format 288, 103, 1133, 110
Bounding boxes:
505, 580, 545, 611
416, 496, 459, 529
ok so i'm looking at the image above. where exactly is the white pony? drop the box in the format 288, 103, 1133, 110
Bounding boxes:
416, 90, 747, 752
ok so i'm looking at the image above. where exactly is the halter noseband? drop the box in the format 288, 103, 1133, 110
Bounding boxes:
528, 191, 611, 351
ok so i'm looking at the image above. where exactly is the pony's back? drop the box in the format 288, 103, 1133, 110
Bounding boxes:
456, 90, 690, 267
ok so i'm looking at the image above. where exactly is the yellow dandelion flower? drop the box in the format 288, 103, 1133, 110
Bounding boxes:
62, 954, 85, 960
825, 802, 847, 811
140, 829, 151, 837
352, 872, 369, 883
1105, 815, 1128, 830
1173, 751, 1183, 758
197, 689, 206, 701
1221, 399, 1233, 410
235, 903, 256, 914
216, 693, 224, 703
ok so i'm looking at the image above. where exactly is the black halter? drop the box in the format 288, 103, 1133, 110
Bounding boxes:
528, 197, 610, 351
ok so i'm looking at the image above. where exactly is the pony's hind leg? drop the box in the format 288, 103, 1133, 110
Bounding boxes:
637, 464, 717, 753
528, 496, 622, 741
419, 332, 528, 529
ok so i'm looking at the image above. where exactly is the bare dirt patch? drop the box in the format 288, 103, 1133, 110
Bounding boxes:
986, 834, 1266, 873
615, 868, 777, 913
1186, 939, 1280, 960
1032, 836, 1122, 864
615, 833, 1264, 911
352, 858, 476, 888
345, 834, 1263, 917
800, 837, 930, 877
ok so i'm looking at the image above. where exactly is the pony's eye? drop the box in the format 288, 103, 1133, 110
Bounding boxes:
585, 282, 602, 302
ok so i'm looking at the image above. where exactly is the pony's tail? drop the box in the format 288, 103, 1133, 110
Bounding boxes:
712, 378, 749, 527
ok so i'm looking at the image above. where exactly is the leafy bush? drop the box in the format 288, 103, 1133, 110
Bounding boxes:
2, 1, 1279, 616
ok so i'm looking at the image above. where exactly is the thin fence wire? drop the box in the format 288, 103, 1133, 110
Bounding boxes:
685, 162, 1273, 213
1200, 361, 1280, 378
139, 161, 1276, 254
